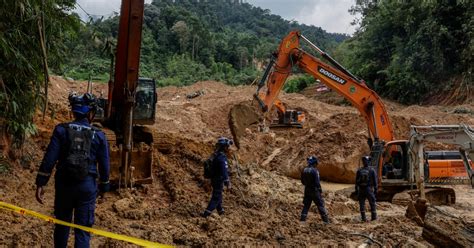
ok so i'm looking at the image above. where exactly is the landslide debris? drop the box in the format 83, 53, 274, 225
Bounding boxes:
0, 76, 473, 247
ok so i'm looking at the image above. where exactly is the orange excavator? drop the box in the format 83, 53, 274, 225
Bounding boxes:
255, 30, 394, 158
255, 30, 472, 204
94, 0, 156, 187
268, 99, 306, 128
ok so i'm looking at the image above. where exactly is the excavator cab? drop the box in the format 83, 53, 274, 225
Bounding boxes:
94, 77, 157, 123
381, 142, 409, 181
133, 77, 157, 124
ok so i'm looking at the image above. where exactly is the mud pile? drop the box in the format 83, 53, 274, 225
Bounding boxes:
0, 76, 473, 247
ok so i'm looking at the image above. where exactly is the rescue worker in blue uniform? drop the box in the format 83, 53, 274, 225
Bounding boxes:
300, 156, 329, 223
202, 137, 232, 217
35, 93, 110, 248
355, 156, 378, 222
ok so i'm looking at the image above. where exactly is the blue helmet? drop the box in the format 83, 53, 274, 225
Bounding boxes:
362, 156, 371, 167
68, 93, 97, 115
216, 137, 233, 147
307, 156, 319, 166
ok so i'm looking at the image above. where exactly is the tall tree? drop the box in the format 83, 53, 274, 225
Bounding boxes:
0, 0, 79, 143
338, 0, 473, 104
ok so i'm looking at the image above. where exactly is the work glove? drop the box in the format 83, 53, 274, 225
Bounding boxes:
98, 182, 110, 198
35, 186, 45, 204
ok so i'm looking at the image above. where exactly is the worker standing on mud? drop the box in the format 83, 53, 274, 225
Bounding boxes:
202, 137, 232, 217
355, 156, 378, 222
300, 156, 330, 224
35, 93, 110, 247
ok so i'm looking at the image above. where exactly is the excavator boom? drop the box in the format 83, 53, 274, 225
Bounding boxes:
256, 31, 394, 144
96, 0, 156, 187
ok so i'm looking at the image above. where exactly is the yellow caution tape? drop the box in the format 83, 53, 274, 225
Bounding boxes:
0, 201, 173, 248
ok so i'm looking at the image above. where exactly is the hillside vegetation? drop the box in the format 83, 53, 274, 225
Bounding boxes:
1, 0, 472, 142
335, 0, 473, 104
63, 0, 347, 86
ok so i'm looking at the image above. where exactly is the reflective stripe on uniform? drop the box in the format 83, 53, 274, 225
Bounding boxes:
37, 171, 51, 177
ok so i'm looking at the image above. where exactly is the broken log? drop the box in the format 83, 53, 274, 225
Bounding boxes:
422, 206, 474, 247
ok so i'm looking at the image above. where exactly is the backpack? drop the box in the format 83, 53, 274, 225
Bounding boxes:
203, 154, 216, 179
357, 168, 371, 187
62, 124, 96, 181
301, 167, 315, 186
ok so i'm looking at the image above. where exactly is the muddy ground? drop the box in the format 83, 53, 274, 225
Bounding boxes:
0, 76, 473, 247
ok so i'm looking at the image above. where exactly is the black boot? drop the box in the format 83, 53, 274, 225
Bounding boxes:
360, 212, 367, 222
201, 210, 211, 218
300, 214, 307, 222
371, 211, 377, 221
322, 215, 330, 224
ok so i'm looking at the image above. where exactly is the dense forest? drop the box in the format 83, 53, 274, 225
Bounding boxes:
1, 0, 473, 141
336, 0, 473, 104
63, 0, 348, 86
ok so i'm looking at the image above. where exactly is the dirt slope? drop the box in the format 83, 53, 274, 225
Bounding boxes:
0, 76, 473, 247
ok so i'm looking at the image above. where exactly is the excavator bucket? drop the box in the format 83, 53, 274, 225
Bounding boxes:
104, 128, 153, 186
229, 102, 261, 148
109, 143, 153, 185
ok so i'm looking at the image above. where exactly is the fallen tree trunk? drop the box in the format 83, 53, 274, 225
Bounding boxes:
422, 206, 474, 247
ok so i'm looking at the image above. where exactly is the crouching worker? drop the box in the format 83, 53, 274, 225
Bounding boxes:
35, 93, 110, 248
355, 156, 378, 222
202, 137, 233, 217
300, 156, 329, 224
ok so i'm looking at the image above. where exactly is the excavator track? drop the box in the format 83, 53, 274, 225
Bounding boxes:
391, 187, 456, 206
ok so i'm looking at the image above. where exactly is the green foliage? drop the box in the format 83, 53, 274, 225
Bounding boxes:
62, 0, 347, 86
64, 57, 110, 81
155, 55, 260, 87
0, 0, 78, 142
284, 75, 317, 93
156, 54, 209, 86
337, 0, 473, 104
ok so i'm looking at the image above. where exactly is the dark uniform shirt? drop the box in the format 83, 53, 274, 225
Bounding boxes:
212, 151, 229, 183
301, 166, 322, 192
36, 118, 110, 187
355, 167, 378, 192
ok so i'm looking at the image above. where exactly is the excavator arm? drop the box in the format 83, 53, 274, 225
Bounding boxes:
95, 0, 156, 187
256, 31, 394, 147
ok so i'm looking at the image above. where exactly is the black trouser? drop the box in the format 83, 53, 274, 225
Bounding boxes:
204, 180, 224, 215
358, 189, 377, 221
300, 189, 328, 222
54, 175, 97, 248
